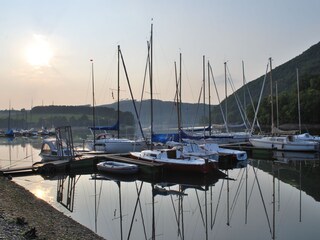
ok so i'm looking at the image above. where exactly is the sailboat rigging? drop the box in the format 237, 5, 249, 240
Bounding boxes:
86, 49, 146, 153
249, 59, 319, 151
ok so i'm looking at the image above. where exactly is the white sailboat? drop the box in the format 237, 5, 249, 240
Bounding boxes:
293, 68, 320, 143
88, 133, 145, 153
129, 24, 220, 174
249, 135, 319, 152
130, 148, 218, 174
249, 59, 319, 152
86, 55, 145, 154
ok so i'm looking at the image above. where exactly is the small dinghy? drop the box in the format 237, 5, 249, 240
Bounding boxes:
96, 161, 139, 174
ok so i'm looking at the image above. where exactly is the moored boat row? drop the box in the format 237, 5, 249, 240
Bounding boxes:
249, 135, 320, 152
0, 127, 56, 138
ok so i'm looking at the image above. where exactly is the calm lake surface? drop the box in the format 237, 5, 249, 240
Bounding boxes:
1, 137, 320, 240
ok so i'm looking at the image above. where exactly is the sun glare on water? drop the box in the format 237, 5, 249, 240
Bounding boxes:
34, 188, 46, 199
25, 34, 53, 67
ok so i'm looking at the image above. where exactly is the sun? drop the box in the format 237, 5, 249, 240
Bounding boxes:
25, 34, 53, 67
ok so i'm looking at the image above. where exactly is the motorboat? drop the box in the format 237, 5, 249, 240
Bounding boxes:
39, 138, 75, 161
96, 161, 139, 174
130, 148, 218, 174
249, 136, 319, 152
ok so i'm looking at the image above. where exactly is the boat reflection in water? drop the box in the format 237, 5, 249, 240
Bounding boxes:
55, 168, 225, 240
33, 151, 320, 240
3, 140, 320, 240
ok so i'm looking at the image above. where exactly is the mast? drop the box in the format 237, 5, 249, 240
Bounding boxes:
276, 81, 279, 128
203, 55, 206, 127
297, 68, 301, 134
90, 59, 96, 150
175, 61, 181, 142
179, 52, 182, 130
8, 100, 11, 131
269, 57, 274, 134
242, 61, 246, 114
150, 23, 154, 149
224, 62, 229, 133
117, 45, 120, 138
175, 53, 182, 142
208, 61, 212, 136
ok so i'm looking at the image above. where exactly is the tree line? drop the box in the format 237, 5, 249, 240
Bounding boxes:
0, 105, 135, 131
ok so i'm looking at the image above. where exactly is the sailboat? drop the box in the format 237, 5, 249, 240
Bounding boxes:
3, 102, 15, 138
130, 147, 218, 174
85, 56, 146, 154
292, 68, 320, 143
129, 25, 218, 174
249, 59, 319, 152
178, 60, 251, 144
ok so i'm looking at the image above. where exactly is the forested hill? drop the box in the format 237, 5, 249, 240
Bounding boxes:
103, 42, 320, 129
106, 99, 208, 129
0, 105, 135, 130
224, 41, 320, 126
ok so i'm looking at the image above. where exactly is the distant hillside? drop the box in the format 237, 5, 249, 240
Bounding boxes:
105, 99, 211, 130
103, 42, 320, 131
222, 41, 320, 127
2, 43, 319, 133
0, 105, 135, 133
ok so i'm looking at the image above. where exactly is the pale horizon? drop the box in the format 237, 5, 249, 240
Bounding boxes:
1, 0, 319, 110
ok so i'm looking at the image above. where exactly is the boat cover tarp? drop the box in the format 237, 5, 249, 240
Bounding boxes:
152, 133, 179, 143
5, 129, 14, 137
272, 126, 298, 135
183, 126, 211, 132
180, 130, 236, 140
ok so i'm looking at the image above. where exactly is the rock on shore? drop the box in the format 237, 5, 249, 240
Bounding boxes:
0, 177, 104, 239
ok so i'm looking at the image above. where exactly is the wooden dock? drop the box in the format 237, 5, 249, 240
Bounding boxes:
0, 154, 164, 178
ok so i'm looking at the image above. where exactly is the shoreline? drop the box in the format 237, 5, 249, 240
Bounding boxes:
0, 176, 104, 240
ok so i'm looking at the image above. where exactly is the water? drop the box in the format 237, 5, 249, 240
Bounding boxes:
1, 137, 320, 240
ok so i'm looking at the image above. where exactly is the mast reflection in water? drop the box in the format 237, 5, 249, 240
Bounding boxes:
1, 140, 320, 240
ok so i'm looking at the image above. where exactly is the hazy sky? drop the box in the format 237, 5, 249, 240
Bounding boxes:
1, 0, 319, 110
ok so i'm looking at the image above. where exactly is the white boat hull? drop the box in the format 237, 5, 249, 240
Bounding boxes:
87, 139, 146, 154
130, 149, 218, 174
202, 143, 248, 161
249, 137, 319, 152
39, 137, 75, 161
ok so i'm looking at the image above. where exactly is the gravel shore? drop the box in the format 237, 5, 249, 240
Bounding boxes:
0, 176, 104, 239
